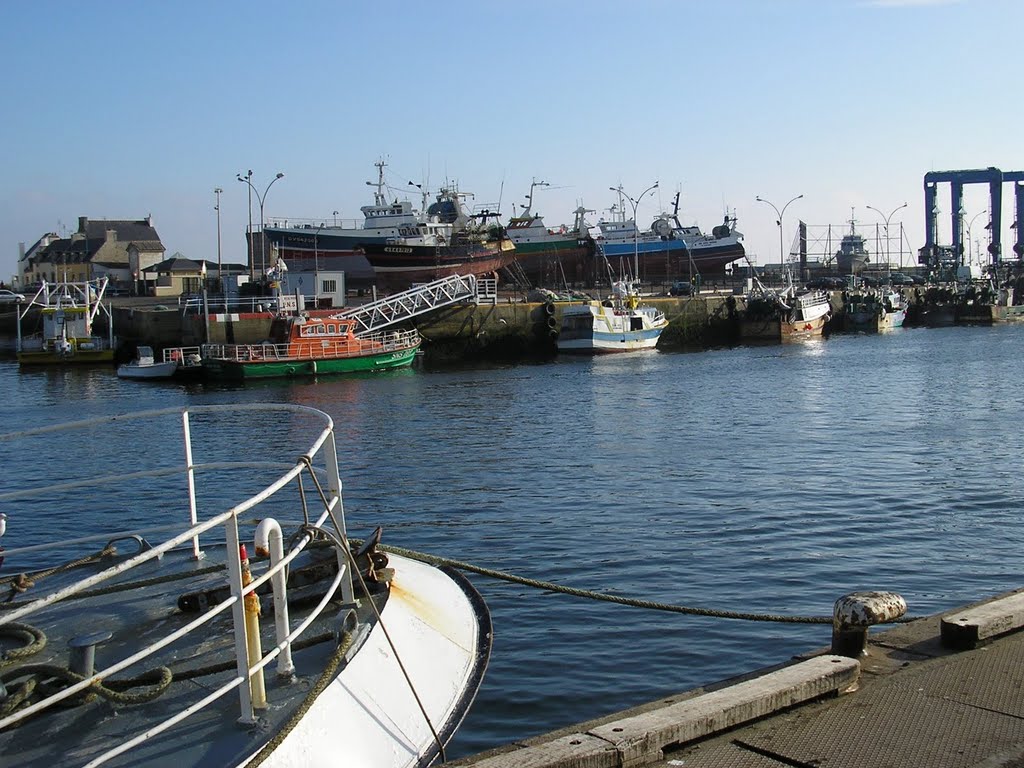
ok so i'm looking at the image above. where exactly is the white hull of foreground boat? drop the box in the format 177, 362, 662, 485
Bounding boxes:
259, 554, 488, 768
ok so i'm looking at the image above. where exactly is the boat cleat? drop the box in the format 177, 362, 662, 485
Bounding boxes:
352, 527, 391, 584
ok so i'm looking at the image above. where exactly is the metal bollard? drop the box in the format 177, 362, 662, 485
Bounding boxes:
832, 591, 907, 658
68, 631, 113, 677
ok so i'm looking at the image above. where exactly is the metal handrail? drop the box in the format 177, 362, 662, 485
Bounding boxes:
0, 404, 352, 756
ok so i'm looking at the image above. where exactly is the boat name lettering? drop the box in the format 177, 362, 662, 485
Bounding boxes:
385, 247, 413, 254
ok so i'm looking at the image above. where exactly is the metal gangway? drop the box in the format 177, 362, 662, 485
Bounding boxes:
333, 273, 494, 336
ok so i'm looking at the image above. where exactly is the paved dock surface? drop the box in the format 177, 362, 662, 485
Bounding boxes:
452, 589, 1024, 768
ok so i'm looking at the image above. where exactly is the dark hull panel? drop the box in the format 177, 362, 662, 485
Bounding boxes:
360, 241, 519, 292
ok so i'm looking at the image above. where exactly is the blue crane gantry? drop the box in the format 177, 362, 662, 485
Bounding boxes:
920, 167, 1024, 274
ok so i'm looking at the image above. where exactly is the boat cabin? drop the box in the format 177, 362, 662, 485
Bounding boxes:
267, 315, 360, 355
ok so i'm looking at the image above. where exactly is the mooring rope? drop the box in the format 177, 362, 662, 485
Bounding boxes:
378, 544, 915, 626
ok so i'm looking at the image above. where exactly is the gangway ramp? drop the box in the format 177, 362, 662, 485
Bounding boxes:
333, 274, 491, 336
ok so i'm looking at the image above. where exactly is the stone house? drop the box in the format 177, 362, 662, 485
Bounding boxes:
20, 216, 165, 287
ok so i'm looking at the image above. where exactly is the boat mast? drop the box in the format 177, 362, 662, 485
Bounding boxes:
368, 159, 387, 207
522, 178, 549, 218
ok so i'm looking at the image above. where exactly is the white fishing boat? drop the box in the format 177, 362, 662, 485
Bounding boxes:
0, 404, 491, 767
557, 281, 668, 353
116, 346, 179, 379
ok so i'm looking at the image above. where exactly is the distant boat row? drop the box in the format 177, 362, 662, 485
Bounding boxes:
261, 162, 746, 292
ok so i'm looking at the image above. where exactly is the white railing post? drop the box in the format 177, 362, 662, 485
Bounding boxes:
224, 518, 257, 724
181, 411, 204, 560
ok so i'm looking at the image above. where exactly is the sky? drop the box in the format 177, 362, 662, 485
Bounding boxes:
2, 0, 1022, 281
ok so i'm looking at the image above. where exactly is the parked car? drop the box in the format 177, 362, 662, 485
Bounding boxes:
860, 275, 880, 287
888, 272, 915, 286
806, 277, 845, 290
669, 281, 696, 296
0, 289, 26, 304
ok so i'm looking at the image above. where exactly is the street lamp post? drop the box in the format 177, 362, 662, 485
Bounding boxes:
214, 187, 223, 287
237, 171, 285, 286
866, 203, 908, 272
756, 194, 803, 283
609, 181, 659, 284
964, 210, 988, 266
332, 210, 339, 227
239, 170, 253, 279
313, 222, 324, 309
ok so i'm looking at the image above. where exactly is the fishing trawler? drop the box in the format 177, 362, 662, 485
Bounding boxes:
595, 190, 745, 282
843, 288, 907, 331
741, 273, 831, 341
260, 160, 424, 286
359, 184, 517, 292
16, 277, 116, 364
557, 281, 668, 353
835, 214, 870, 274
504, 180, 595, 287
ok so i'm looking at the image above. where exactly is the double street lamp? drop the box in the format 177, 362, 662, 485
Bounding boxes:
610, 181, 659, 283
866, 202, 908, 271
756, 194, 803, 280
237, 170, 285, 282
963, 209, 989, 266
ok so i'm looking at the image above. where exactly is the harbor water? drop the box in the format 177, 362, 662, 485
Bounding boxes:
3, 324, 1024, 759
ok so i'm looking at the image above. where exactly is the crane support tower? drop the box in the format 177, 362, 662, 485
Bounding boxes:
920, 167, 1024, 275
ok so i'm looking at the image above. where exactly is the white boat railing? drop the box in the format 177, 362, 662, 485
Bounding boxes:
0, 404, 354, 763
201, 328, 421, 362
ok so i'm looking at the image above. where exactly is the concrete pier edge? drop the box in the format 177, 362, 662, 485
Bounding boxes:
450, 586, 1024, 768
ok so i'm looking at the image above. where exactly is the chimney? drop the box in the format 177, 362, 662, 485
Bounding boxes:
78, 216, 89, 233
146, 214, 152, 226
18, 242, 25, 260
106, 228, 117, 242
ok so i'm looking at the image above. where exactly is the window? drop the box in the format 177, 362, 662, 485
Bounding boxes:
322, 279, 337, 293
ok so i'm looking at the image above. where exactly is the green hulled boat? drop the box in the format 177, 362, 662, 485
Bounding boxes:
201, 314, 420, 380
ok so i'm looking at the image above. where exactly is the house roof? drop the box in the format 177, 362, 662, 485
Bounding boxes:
145, 256, 203, 273
80, 218, 161, 243
32, 237, 99, 264
126, 240, 165, 253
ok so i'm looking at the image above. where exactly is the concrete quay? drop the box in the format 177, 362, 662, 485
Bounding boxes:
450, 587, 1024, 768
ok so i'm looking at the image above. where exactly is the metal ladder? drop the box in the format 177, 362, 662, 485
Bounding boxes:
332, 273, 484, 336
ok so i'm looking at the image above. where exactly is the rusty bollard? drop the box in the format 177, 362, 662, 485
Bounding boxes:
832, 591, 907, 657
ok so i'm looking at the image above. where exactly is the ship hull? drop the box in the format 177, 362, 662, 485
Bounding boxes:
202, 345, 418, 380
600, 239, 746, 282
361, 240, 518, 292
510, 239, 595, 286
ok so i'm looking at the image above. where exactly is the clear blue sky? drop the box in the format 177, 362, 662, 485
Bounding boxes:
2, 0, 1020, 280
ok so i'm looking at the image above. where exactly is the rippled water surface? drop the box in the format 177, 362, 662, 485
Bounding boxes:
3, 324, 1024, 758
